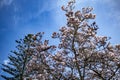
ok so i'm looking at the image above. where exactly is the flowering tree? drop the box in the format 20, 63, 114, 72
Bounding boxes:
1, 0, 120, 80
25, 32, 57, 80
52, 0, 120, 79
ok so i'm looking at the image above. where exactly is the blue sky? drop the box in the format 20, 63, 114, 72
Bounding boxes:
0, 0, 120, 78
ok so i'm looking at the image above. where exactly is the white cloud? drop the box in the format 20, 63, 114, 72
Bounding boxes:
0, 0, 13, 8
13, 0, 57, 27
3, 59, 10, 65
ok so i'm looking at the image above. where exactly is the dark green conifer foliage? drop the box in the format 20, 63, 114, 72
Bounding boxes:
1, 34, 33, 80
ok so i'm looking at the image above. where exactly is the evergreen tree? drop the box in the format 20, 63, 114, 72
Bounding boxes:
1, 34, 36, 80
1, 32, 55, 80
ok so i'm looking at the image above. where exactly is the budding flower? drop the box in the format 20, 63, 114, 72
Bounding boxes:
58, 44, 62, 49
48, 54, 52, 58
51, 45, 56, 50
44, 40, 49, 46
116, 44, 120, 49
66, 11, 73, 17
56, 53, 61, 57
37, 74, 42, 77
52, 32, 58, 38
82, 22, 88, 27
107, 45, 114, 52
114, 58, 119, 62
89, 13, 92, 18
59, 27, 67, 32
84, 14, 89, 19
91, 32, 96, 37
75, 11, 81, 18
109, 52, 115, 56
61, 6, 65, 10
32, 56, 37, 61
61, 62, 66, 65
91, 14, 96, 19
73, 59, 76, 62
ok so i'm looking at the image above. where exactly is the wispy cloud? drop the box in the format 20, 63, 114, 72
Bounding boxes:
3, 59, 9, 65
13, 0, 56, 27
101, 0, 120, 28
0, 0, 13, 8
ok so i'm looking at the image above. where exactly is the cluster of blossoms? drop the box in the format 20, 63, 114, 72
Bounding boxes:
23, 0, 120, 80
51, 0, 120, 79
23, 32, 57, 80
